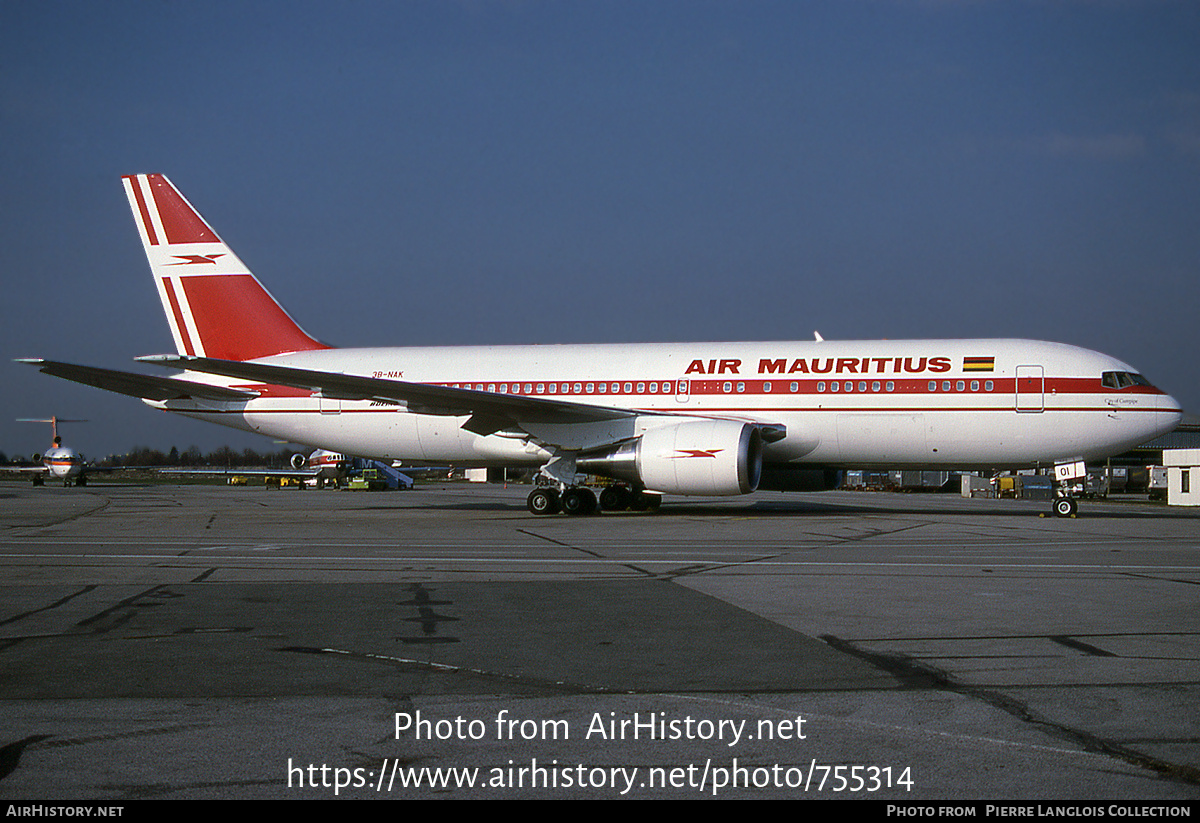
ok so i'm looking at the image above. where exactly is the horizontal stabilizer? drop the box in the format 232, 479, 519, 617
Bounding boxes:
16, 359, 257, 402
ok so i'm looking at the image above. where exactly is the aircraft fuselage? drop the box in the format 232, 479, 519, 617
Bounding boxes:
151, 337, 1180, 474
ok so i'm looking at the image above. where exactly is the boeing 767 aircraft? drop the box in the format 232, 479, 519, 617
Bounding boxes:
20, 175, 1183, 516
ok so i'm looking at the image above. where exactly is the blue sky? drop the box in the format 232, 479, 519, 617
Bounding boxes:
2, 0, 1198, 458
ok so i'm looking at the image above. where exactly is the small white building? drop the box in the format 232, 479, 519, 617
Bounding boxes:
1162, 449, 1200, 506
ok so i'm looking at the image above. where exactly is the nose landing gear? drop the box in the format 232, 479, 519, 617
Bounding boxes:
1052, 496, 1078, 518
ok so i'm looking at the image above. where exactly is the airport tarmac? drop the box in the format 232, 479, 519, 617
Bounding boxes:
0, 480, 1197, 800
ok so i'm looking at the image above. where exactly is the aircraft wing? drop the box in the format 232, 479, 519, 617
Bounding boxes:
137, 355, 640, 436
16, 359, 258, 402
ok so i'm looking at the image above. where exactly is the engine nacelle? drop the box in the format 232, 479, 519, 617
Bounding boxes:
579, 420, 762, 496
290, 453, 308, 470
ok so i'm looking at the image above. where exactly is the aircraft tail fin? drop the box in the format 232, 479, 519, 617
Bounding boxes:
122, 174, 330, 361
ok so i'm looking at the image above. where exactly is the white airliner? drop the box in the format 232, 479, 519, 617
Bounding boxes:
15, 417, 88, 486
293, 448, 351, 489
19, 174, 1183, 516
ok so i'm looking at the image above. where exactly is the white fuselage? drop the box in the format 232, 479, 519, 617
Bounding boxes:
42, 447, 84, 481
147, 338, 1182, 473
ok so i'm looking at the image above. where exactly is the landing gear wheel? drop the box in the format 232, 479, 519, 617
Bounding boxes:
527, 488, 561, 515
1053, 497, 1078, 518
599, 485, 631, 511
560, 487, 597, 516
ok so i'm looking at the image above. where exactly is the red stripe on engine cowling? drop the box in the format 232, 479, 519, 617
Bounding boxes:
179, 274, 329, 360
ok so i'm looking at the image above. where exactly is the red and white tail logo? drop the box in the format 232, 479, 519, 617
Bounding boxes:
122, 174, 329, 361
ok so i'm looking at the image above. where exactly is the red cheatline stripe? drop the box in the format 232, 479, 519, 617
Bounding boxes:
162, 278, 196, 356
174, 405, 1170, 418
125, 175, 159, 246
423, 376, 1163, 398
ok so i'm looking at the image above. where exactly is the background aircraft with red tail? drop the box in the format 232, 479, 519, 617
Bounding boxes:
13, 417, 90, 486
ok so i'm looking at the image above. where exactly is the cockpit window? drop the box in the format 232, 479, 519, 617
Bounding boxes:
1102, 371, 1151, 389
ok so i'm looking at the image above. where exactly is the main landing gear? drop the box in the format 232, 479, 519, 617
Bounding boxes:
527, 484, 661, 516
526, 487, 595, 515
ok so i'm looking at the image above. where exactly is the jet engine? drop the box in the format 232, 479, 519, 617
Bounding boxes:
578, 419, 762, 496
290, 453, 308, 470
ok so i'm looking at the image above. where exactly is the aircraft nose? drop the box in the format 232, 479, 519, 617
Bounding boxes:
1158, 392, 1184, 436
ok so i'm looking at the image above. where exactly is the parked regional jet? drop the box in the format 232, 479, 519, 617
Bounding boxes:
14, 417, 89, 486
19, 175, 1183, 516
292, 448, 351, 489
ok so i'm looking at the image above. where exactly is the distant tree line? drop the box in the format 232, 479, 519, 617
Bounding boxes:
106, 446, 298, 468
0, 445, 298, 468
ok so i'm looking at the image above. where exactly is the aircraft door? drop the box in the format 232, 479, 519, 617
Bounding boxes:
675, 379, 690, 404
1015, 365, 1044, 412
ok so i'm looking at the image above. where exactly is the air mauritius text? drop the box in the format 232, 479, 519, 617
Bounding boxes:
395, 710, 806, 748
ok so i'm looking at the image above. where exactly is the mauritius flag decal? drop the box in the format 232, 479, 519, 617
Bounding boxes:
963, 356, 995, 372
